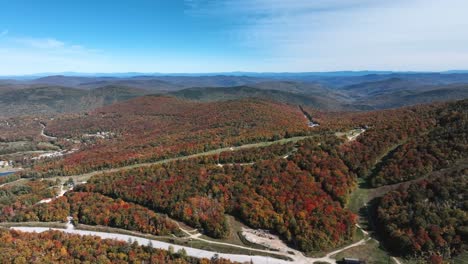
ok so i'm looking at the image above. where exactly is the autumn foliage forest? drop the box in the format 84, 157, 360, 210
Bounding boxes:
0, 180, 56, 221
370, 100, 467, 186
0, 229, 234, 263
0, 96, 466, 262
34, 96, 310, 176
376, 167, 467, 260
8, 191, 181, 237
0, 116, 47, 142
79, 136, 356, 252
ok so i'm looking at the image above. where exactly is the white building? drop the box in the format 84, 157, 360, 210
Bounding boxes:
0, 160, 12, 167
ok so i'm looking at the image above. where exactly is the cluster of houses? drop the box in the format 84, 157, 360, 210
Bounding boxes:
0, 160, 13, 168
83, 131, 114, 139
32, 148, 79, 160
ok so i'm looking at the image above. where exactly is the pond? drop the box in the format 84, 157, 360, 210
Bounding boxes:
0, 171, 15, 177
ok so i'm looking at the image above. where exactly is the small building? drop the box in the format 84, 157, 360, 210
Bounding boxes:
341, 258, 366, 264
0, 160, 12, 168
308, 121, 320, 127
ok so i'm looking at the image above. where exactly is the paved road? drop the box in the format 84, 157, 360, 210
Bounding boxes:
12, 226, 292, 264
12, 223, 373, 264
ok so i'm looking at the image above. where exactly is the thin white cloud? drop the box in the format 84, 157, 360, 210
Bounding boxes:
0, 30, 8, 37
14, 37, 65, 49
0, 31, 248, 74
0, 34, 112, 74
185, 0, 468, 71
1, 1, 467, 74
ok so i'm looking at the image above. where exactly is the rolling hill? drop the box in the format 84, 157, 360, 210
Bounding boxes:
1, 73, 468, 117
0, 85, 151, 117
170, 85, 349, 110
291, 72, 468, 88
17, 75, 268, 91
35, 96, 310, 175
339, 78, 468, 109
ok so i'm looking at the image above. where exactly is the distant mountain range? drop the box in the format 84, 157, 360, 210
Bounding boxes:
0, 75, 268, 91
338, 78, 468, 109
4, 71, 468, 88
2, 70, 468, 79
1, 72, 468, 117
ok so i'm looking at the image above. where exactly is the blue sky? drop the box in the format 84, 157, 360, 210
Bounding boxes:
0, 0, 467, 74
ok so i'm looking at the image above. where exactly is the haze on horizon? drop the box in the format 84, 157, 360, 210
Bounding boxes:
0, 0, 467, 75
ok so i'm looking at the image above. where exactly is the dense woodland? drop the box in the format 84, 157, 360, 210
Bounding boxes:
376, 168, 467, 261
10, 191, 181, 237
0, 180, 56, 221
370, 100, 468, 186
0, 229, 234, 263
0, 97, 467, 261
0, 116, 45, 142
337, 105, 438, 179
79, 136, 356, 252
34, 96, 310, 176
309, 101, 467, 189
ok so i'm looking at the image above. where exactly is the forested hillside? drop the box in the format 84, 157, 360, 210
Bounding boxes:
0, 86, 151, 117
14, 99, 466, 255
170, 85, 348, 110
1, 91, 466, 262
0, 116, 45, 142
3, 73, 468, 117
79, 136, 356, 252
0, 229, 234, 263
10, 191, 181, 237
369, 100, 467, 186
0, 180, 56, 220
2, 0, 468, 260
376, 168, 467, 261
339, 77, 468, 109
33, 96, 310, 176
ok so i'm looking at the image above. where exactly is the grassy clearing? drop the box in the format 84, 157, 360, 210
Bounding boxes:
193, 215, 275, 251
199, 215, 250, 246
451, 252, 468, 264
305, 228, 367, 258
197, 215, 272, 251
0, 141, 59, 156
347, 178, 370, 214
332, 239, 397, 264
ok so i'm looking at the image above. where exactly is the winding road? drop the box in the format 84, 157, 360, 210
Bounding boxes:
12, 223, 371, 264
13, 225, 292, 264
6, 128, 377, 263
39, 122, 57, 141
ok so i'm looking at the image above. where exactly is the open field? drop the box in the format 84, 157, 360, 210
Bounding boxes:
0, 141, 59, 156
